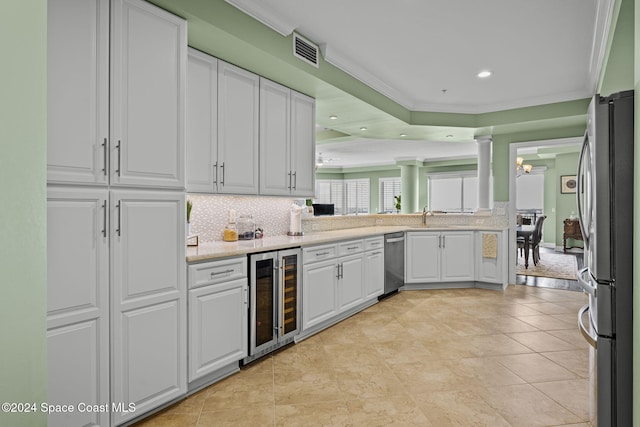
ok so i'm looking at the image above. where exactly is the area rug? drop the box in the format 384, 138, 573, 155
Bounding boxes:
516, 250, 579, 280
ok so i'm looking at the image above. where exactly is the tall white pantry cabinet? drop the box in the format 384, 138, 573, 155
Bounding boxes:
46, 0, 187, 426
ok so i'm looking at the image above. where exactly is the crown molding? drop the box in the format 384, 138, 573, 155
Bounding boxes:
224, 0, 295, 36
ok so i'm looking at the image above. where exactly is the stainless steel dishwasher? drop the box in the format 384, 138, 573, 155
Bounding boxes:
381, 232, 405, 298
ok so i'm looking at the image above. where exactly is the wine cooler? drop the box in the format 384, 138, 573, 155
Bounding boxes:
244, 248, 301, 363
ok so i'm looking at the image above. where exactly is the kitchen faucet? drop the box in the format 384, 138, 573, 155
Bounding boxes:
422, 207, 427, 225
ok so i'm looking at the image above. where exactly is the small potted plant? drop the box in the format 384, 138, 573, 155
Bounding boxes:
186, 199, 193, 236
393, 195, 401, 213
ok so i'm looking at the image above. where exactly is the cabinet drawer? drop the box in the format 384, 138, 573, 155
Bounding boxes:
364, 236, 384, 251
338, 240, 364, 256
188, 257, 247, 288
303, 244, 337, 264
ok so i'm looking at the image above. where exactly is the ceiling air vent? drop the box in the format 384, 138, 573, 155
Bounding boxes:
293, 33, 319, 68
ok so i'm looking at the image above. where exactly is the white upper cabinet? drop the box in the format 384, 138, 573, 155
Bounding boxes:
259, 79, 315, 197
110, 0, 187, 189
259, 78, 291, 196
47, 0, 109, 185
48, 0, 187, 189
217, 61, 260, 194
186, 48, 218, 193
289, 91, 316, 196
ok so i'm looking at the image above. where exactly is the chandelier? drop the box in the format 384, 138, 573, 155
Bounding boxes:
516, 156, 532, 175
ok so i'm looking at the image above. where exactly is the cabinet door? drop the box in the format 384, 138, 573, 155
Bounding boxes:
217, 61, 259, 194
405, 233, 440, 283
259, 78, 291, 196
111, 0, 186, 189
188, 278, 247, 382
290, 91, 316, 197
476, 231, 504, 284
186, 48, 218, 193
47, 187, 109, 427
338, 254, 364, 312
302, 259, 339, 330
441, 232, 475, 281
111, 190, 186, 425
47, 0, 109, 185
364, 249, 385, 300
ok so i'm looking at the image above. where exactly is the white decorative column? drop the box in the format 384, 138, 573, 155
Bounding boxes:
476, 136, 492, 213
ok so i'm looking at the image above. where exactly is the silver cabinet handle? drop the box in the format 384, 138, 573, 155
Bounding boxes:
315, 251, 330, 256
292, 171, 297, 190
243, 287, 248, 306
347, 246, 359, 250
115, 201, 122, 236
288, 171, 292, 190
213, 162, 218, 185
438, 235, 442, 248
115, 140, 122, 176
220, 162, 225, 185
101, 200, 107, 238
578, 304, 597, 348
102, 138, 108, 176
370, 251, 382, 256
336, 264, 341, 279
442, 235, 445, 248
210, 269, 234, 277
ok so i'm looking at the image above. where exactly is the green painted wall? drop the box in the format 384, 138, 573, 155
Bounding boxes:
554, 153, 582, 248
0, 1, 47, 426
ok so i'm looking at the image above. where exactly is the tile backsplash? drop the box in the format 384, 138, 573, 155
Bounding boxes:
188, 194, 300, 242
189, 196, 510, 242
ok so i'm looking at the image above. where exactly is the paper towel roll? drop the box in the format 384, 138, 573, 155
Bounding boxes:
289, 204, 302, 234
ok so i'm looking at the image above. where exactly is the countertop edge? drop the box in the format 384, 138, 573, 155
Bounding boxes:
186, 225, 508, 263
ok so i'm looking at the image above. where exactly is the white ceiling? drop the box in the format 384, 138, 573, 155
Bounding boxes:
226, 0, 612, 167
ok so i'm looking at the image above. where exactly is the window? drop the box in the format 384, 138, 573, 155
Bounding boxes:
379, 177, 401, 213
516, 172, 544, 211
315, 179, 370, 215
428, 172, 481, 213
344, 179, 370, 215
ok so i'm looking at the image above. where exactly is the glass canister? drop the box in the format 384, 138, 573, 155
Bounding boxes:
237, 215, 255, 240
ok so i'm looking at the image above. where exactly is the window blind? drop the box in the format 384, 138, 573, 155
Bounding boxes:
379, 177, 401, 213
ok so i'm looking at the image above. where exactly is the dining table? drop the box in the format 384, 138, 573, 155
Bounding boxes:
516, 224, 535, 269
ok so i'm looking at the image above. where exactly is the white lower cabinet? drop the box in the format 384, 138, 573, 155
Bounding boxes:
302, 258, 339, 330
337, 253, 364, 312
475, 230, 507, 285
110, 190, 186, 426
363, 237, 385, 299
187, 257, 248, 383
47, 187, 110, 427
303, 239, 379, 332
47, 187, 186, 427
406, 231, 475, 283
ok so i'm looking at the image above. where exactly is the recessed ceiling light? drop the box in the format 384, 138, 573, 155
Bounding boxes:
360, 127, 367, 131
477, 70, 492, 78
446, 134, 454, 138
329, 115, 337, 120
400, 133, 407, 137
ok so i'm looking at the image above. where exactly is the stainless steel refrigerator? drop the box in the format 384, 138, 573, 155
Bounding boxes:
577, 90, 633, 426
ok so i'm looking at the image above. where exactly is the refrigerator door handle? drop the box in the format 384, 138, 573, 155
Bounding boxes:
577, 267, 596, 297
576, 131, 590, 247
578, 304, 597, 348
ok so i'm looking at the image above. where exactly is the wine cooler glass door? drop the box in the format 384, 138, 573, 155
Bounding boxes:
251, 255, 277, 354
279, 250, 300, 341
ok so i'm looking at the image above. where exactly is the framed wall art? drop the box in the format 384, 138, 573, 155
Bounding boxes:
561, 175, 577, 194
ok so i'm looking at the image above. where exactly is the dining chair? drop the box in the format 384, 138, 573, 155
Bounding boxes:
530, 215, 547, 265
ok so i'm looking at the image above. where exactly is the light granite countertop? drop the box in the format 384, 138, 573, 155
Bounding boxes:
186, 225, 508, 263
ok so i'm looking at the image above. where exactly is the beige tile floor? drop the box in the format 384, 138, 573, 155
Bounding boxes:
135, 285, 591, 427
